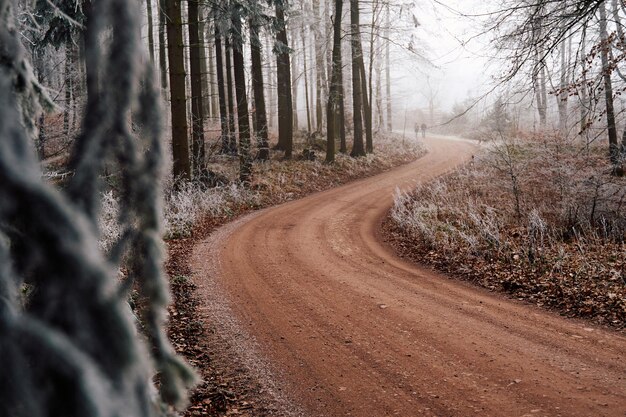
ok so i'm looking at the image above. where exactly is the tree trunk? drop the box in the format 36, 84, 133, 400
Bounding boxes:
326, 0, 344, 162
207, 34, 219, 120
313, 0, 326, 132
557, 35, 568, 136
231, 12, 252, 182
290, 26, 299, 131
215, 23, 230, 154
225, 36, 238, 155
146, 0, 155, 62
250, 18, 270, 161
198, 4, 210, 119
188, 0, 205, 177
375, 35, 383, 132
532, 13, 548, 129
579, 28, 590, 140
158, 0, 168, 91
350, 0, 365, 157
266, 35, 275, 130
599, 1, 619, 165
302, 27, 312, 133
166, 0, 191, 180
359, 51, 372, 153
64, 41, 72, 137
275, 2, 293, 158
385, 2, 392, 131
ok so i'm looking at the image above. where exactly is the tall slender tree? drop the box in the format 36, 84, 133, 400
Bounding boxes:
225, 33, 238, 154
598, 1, 619, 165
385, 2, 392, 131
350, 0, 365, 157
231, 5, 253, 181
188, 0, 205, 177
275, 0, 293, 158
166, 0, 191, 179
250, 13, 270, 160
326, 0, 343, 162
146, 0, 155, 62
215, 20, 230, 154
158, 0, 168, 91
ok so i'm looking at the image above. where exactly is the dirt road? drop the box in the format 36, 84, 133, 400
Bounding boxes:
192, 137, 626, 417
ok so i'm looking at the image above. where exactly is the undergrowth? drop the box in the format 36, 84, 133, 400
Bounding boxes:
99, 132, 424, 246
390, 133, 626, 328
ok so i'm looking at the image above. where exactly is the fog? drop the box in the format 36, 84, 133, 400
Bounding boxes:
391, 0, 495, 116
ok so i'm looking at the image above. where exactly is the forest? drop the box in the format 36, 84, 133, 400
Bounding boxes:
0, 0, 625, 416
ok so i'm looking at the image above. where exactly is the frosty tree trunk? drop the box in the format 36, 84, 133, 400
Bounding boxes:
275, 1, 293, 158
225, 36, 238, 155
198, 5, 210, 119
266, 36, 275, 130
350, 0, 365, 157
359, 53, 372, 153
302, 28, 313, 133
290, 26, 299, 131
63, 41, 72, 138
599, 1, 619, 166
250, 18, 269, 161
326, 0, 344, 162
532, 14, 548, 130
375, 36, 383, 132
385, 3, 392, 131
188, 0, 205, 177
557, 34, 569, 136
146, 0, 155, 62
158, 0, 168, 91
166, 0, 191, 180
215, 24, 230, 154
313, 0, 326, 132
231, 13, 252, 182
207, 34, 219, 120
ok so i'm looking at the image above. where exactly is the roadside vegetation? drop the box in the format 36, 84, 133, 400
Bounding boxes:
160, 132, 423, 416
388, 133, 626, 328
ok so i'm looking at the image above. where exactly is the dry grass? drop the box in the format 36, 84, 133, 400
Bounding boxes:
99, 132, 424, 243
390, 134, 626, 328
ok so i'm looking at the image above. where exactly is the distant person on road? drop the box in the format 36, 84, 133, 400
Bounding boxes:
414, 123, 420, 139
420, 123, 427, 138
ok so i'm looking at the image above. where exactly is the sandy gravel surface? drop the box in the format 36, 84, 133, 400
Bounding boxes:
192, 137, 626, 417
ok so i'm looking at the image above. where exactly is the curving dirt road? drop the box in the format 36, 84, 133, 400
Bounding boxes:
192, 137, 626, 417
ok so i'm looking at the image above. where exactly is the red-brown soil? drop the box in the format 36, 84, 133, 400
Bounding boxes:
190, 137, 626, 416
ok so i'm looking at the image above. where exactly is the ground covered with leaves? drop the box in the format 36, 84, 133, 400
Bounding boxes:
165, 133, 425, 416
387, 134, 625, 329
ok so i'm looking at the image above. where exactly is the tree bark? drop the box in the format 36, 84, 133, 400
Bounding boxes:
350, 0, 365, 157
385, 2, 392, 131
302, 27, 312, 133
207, 33, 219, 120
326, 0, 344, 162
275, 2, 293, 158
146, 0, 155, 62
231, 12, 252, 182
158, 0, 168, 91
359, 51, 372, 153
166, 0, 191, 180
313, 0, 326, 132
214, 23, 230, 154
64, 40, 72, 137
557, 34, 569, 136
198, 4, 210, 119
250, 18, 270, 161
225, 35, 238, 155
599, 1, 619, 165
290, 26, 299, 131
188, 0, 205, 177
